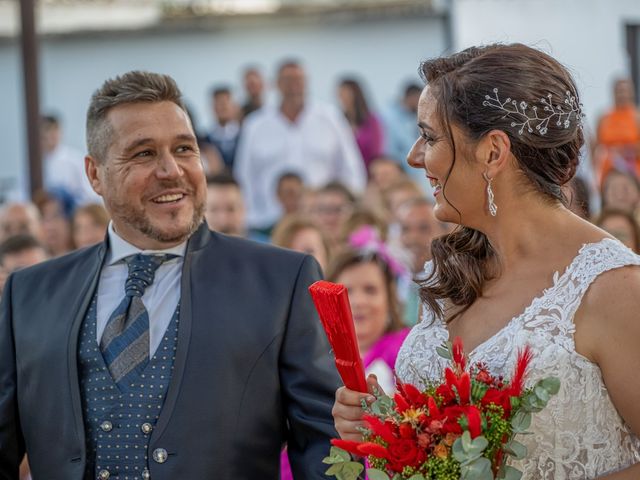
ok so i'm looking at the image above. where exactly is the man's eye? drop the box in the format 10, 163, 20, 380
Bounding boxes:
176, 145, 194, 153
134, 150, 152, 158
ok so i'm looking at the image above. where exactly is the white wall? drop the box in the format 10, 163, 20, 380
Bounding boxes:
0, 14, 446, 200
452, 0, 640, 132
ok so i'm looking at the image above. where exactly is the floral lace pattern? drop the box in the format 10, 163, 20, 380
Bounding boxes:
396, 238, 640, 479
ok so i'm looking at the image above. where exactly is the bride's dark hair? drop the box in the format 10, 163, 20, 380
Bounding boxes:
418, 43, 584, 322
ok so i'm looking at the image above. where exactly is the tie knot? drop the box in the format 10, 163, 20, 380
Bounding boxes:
124, 254, 173, 298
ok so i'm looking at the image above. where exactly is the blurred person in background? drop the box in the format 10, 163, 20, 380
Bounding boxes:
595, 208, 640, 253
382, 82, 430, 192
395, 197, 446, 326
327, 236, 409, 394
0, 202, 43, 243
309, 181, 356, 249
235, 59, 366, 235
205, 86, 240, 171
601, 169, 640, 214
337, 77, 385, 172
271, 215, 330, 272
339, 206, 388, 245
362, 156, 408, 219
276, 172, 304, 216
41, 114, 100, 206
383, 178, 424, 223
33, 190, 74, 257
0, 234, 48, 296
240, 66, 265, 121
204, 173, 256, 239
594, 78, 640, 184
72, 203, 110, 248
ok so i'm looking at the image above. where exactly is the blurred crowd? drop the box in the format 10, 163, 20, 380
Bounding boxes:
2, 63, 640, 405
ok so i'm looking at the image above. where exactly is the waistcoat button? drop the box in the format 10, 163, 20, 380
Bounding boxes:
152, 448, 168, 464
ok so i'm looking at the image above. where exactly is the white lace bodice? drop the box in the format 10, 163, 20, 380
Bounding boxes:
396, 238, 640, 479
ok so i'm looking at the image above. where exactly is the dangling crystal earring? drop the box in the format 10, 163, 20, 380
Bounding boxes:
483, 172, 497, 217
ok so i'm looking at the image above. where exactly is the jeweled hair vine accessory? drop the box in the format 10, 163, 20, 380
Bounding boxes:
483, 88, 584, 136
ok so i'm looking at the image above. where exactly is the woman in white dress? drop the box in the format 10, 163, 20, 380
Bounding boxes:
331, 43, 640, 479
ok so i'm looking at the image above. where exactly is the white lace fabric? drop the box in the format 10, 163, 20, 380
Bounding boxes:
395, 238, 640, 479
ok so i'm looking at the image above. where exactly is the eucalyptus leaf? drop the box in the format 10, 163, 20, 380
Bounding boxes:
501, 465, 524, 480
511, 411, 532, 433
539, 377, 560, 395
333, 447, 352, 462
436, 345, 452, 360
460, 457, 493, 480
367, 468, 391, 480
461, 430, 472, 451
469, 435, 489, 453
504, 440, 528, 460
407, 475, 426, 480
452, 437, 466, 462
534, 385, 550, 404
325, 461, 365, 480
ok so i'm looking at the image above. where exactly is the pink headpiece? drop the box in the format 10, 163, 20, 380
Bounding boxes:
347, 225, 408, 277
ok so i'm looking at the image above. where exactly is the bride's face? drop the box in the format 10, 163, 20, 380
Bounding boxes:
407, 87, 487, 226
337, 261, 390, 355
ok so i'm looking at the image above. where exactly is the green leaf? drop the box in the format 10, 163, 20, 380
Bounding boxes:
504, 440, 527, 460
461, 430, 472, 450
452, 437, 466, 462
407, 475, 426, 480
511, 411, 532, 433
534, 385, 550, 404
501, 465, 524, 480
325, 461, 365, 480
461, 457, 493, 480
539, 377, 560, 395
323, 446, 352, 464
469, 435, 489, 453
367, 468, 391, 480
436, 344, 452, 360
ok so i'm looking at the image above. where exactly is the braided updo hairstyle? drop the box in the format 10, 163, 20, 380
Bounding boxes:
418, 44, 584, 322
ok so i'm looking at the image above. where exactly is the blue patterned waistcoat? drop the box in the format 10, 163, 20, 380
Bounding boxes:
78, 295, 179, 480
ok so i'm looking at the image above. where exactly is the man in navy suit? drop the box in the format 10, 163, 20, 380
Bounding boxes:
0, 71, 340, 480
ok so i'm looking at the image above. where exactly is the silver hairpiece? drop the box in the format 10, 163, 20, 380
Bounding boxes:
482, 88, 584, 135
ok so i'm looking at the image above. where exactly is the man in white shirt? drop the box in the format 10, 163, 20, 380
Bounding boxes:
41, 115, 101, 206
234, 60, 366, 232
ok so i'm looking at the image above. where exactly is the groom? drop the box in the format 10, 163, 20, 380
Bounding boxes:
0, 71, 340, 479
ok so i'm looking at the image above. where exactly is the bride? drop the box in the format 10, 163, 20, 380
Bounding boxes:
331, 43, 640, 479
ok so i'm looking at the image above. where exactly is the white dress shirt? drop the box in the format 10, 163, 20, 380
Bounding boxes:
234, 103, 367, 229
44, 144, 102, 206
96, 223, 186, 357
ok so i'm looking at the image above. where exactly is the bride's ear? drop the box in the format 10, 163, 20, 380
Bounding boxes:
477, 129, 512, 179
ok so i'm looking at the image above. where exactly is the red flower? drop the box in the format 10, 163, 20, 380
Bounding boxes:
363, 415, 396, 444
399, 382, 428, 408
465, 405, 482, 438
330, 439, 363, 456
399, 423, 415, 439
387, 439, 425, 470
394, 391, 411, 413
452, 336, 466, 371
509, 346, 533, 397
357, 442, 390, 459
444, 368, 471, 404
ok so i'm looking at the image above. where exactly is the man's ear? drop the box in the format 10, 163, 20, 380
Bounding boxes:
85, 155, 104, 196
477, 129, 512, 179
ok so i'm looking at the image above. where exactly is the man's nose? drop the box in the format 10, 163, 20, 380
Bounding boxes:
156, 151, 182, 178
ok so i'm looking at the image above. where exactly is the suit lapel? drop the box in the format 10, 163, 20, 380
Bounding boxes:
153, 223, 211, 440
66, 242, 108, 457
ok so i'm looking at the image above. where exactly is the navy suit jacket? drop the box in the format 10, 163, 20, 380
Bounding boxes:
0, 223, 340, 479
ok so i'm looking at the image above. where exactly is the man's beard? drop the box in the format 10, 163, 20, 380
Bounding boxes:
112, 198, 205, 244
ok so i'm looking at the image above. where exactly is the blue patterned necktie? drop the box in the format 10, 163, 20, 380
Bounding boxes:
100, 254, 172, 387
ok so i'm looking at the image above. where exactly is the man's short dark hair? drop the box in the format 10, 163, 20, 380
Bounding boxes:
206, 173, 240, 189
0, 234, 44, 265
317, 181, 356, 203
277, 59, 303, 76
404, 82, 423, 98
211, 86, 232, 98
86, 70, 186, 162
277, 172, 303, 185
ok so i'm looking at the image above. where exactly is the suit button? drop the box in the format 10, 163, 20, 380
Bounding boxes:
98, 469, 110, 479
100, 421, 113, 432
152, 448, 168, 464
141, 422, 153, 434
142, 468, 151, 479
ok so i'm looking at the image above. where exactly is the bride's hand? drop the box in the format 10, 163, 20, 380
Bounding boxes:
332, 374, 385, 441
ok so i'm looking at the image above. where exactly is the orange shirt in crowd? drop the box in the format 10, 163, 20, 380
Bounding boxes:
596, 106, 640, 183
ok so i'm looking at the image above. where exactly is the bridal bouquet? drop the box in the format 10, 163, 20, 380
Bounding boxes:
323, 338, 559, 480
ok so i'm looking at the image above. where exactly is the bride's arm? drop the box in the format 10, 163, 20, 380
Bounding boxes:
574, 265, 640, 479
